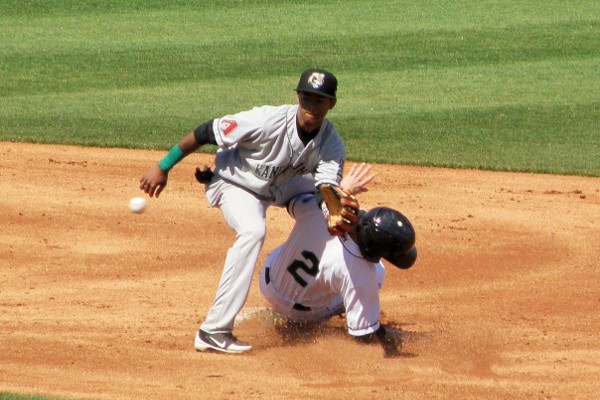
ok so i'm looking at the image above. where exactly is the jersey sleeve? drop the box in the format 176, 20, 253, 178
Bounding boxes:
212, 106, 272, 148
338, 262, 382, 336
313, 125, 346, 186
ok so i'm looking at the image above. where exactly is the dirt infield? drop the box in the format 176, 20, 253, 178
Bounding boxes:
1, 142, 599, 400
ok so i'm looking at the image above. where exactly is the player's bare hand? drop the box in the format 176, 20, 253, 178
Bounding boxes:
139, 164, 168, 198
341, 163, 375, 195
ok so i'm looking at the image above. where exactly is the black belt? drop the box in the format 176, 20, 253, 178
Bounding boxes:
265, 267, 311, 311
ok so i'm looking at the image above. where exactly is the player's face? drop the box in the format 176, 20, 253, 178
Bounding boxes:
296, 92, 336, 132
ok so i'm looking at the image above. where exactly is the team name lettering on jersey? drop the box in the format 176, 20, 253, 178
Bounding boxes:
255, 164, 283, 180
254, 162, 309, 181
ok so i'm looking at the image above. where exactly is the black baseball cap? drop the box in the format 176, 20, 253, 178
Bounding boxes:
295, 68, 338, 99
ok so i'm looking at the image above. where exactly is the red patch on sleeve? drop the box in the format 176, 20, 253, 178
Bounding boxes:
221, 119, 238, 135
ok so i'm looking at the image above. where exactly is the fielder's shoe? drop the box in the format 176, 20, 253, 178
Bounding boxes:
194, 330, 252, 354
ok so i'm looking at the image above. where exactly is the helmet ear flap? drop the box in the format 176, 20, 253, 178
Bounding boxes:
356, 210, 379, 262
390, 246, 417, 269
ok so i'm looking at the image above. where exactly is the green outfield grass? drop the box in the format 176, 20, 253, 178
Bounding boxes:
1, 0, 599, 176
0, 3, 599, 400
0, 394, 72, 400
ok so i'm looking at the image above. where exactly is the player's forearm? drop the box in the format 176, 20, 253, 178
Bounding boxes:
159, 132, 201, 172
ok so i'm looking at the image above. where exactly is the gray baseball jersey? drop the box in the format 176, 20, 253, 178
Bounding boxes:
200, 104, 346, 335
259, 193, 385, 336
211, 104, 345, 201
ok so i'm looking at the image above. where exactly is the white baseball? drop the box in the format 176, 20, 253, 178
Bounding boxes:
128, 197, 148, 213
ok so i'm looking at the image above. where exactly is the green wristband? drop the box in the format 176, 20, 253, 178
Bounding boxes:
159, 144, 185, 172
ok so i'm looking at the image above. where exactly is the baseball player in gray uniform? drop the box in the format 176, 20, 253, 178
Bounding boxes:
139, 69, 346, 354
258, 164, 418, 354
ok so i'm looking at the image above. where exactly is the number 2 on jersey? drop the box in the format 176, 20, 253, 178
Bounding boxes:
287, 250, 319, 287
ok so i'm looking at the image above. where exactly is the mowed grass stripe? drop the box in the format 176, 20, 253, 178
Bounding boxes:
340, 101, 600, 174
2, 20, 598, 97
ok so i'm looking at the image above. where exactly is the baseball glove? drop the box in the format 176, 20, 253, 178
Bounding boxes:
319, 184, 360, 236
195, 166, 214, 184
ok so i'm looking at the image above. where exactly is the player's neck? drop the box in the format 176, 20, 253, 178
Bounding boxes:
296, 120, 319, 146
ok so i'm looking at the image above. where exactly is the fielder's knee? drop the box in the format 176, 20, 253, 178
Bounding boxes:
236, 224, 266, 247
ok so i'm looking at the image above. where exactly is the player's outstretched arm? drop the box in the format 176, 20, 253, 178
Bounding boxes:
340, 163, 375, 195
139, 132, 202, 198
139, 164, 168, 198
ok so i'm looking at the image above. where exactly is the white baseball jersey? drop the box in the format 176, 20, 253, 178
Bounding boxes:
259, 193, 385, 336
211, 104, 345, 201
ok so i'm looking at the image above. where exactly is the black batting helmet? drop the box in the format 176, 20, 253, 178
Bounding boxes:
357, 207, 417, 269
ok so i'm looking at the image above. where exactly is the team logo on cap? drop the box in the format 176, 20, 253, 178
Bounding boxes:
307, 72, 325, 89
